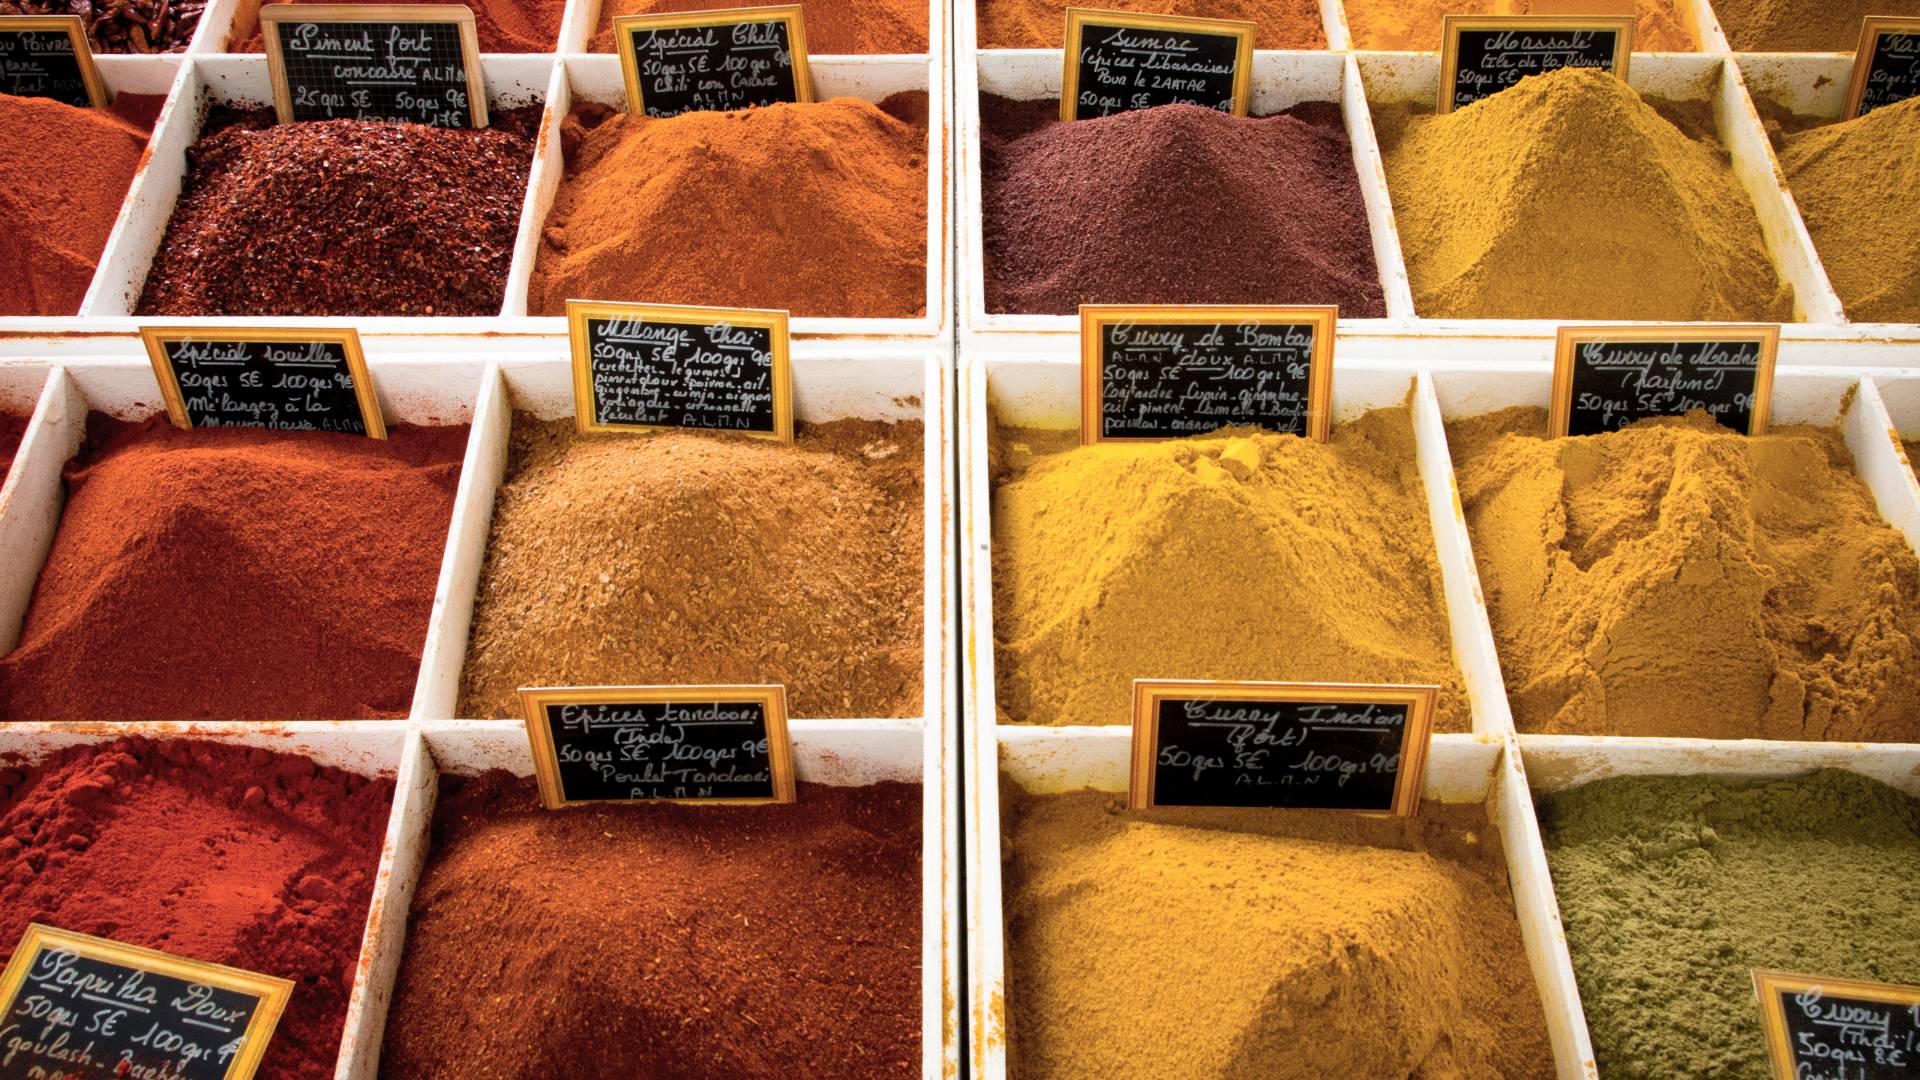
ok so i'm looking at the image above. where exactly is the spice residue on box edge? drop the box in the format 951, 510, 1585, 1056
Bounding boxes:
591, 0, 927, 54
1778, 97, 1920, 324
975, 0, 1323, 49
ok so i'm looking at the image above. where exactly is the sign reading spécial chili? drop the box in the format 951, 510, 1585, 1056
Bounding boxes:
1846, 17, 1920, 118
1439, 15, 1634, 113
0, 15, 107, 107
1550, 324, 1779, 438
612, 4, 813, 118
1060, 8, 1253, 121
566, 299, 793, 442
260, 3, 488, 128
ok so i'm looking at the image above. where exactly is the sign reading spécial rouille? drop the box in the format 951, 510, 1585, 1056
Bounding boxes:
1128, 680, 1438, 814
1550, 324, 1779, 438
0, 16, 107, 107
0, 924, 293, 1080
261, 3, 488, 128
518, 685, 797, 808
1060, 8, 1253, 121
566, 300, 793, 442
1846, 17, 1920, 118
1080, 304, 1336, 444
141, 326, 387, 438
1439, 15, 1634, 113
613, 4, 813, 118
1753, 970, 1920, 1080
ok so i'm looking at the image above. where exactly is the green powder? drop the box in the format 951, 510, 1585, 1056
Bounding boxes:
1538, 770, 1920, 1078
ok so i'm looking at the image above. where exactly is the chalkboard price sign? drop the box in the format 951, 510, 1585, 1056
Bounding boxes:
0, 16, 108, 108
1079, 304, 1336, 444
261, 4, 488, 128
1439, 15, 1634, 113
0, 924, 292, 1080
519, 685, 797, 808
141, 326, 388, 438
1846, 18, 1920, 118
566, 300, 793, 442
1128, 680, 1438, 814
613, 4, 813, 118
1550, 324, 1779, 438
1754, 970, 1920, 1080
1061, 8, 1253, 121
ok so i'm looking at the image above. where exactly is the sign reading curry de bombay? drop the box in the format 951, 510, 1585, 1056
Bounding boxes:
1846, 17, 1920, 118
141, 326, 387, 438
261, 4, 487, 128
518, 685, 797, 808
0, 16, 107, 108
1129, 680, 1438, 814
1080, 304, 1336, 444
1061, 8, 1253, 121
1439, 15, 1634, 113
1550, 324, 1779, 438
0, 924, 293, 1080
1753, 970, 1920, 1080
566, 300, 793, 442
613, 5, 812, 118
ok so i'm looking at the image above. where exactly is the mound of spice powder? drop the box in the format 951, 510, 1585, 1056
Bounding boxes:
379, 771, 921, 1078
592, 0, 926, 53
1712, 0, 1920, 51
135, 106, 539, 317
234, 0, 562, 51
1343, 0, 1692, 51
0, 414, 467, 722
1376, 67, 1792, 321
1778, 98, 1920, 323
1002, 789, 1554, 1078
0, 737, 395, 1080
0, 91, 164, 316
1449, 407, 1920, 741
991, 408, 1470, 729
1, 0, 203, 51
528, 96, 928, 317
981, 97, 1385, 316
458, 417, 923, 719
976, 0, 1322, 48
1539, 770, 1920, 1078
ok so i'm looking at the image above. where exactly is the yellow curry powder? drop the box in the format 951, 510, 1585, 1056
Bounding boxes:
1001, 788, 1556, 1079
1343, 0, 1693, 52
990, 406, 1471, 730
1779, 98, 1920, 324
1450, 408, 1920, 741
1375, 67, 1792, 322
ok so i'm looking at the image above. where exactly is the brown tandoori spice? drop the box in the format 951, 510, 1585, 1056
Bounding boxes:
1344, 0, 1693, 51
592, 0, 926, 53
976, 0, 1323, 48
1002, 788, 1555, 1078
1778, 98, 1920, 323
1450, 408, 1920, 741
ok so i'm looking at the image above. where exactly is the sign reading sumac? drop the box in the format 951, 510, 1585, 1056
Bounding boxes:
0, 16, 107, 107
261, 4, 488, 128
1061, 8, 1253, 121
613, 5, 812, 118
519, 685, 797, 808
0, 924, 292, 1080
142, 327, 388, 437
1551, 324, 1779, 437
1128, 680, 1438, 814
1439, 15, 1634, 113
1754, 971, 1920, 1080
1080, 305, 1336, 443
566, 300, 793, 441
1847, 18, 1920, 118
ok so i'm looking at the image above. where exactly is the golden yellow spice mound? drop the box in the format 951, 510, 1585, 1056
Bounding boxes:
1344, 0, 1693, 52
1450, 408, 1920, 741
1375, 67, 1792, 321
990, 406, 1471, 730
1779, 98, 1920, 323
1001, 788, 1556, 1079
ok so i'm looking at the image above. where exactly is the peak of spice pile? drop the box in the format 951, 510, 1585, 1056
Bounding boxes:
0, 0, 202, 51
1002, 790, 1555, 1078
1344, 0, 1693, 51
0, 415, 466, 722
0, 737, 395, 1080
981, 97, 1385, 317
1712, 0, 1920, 51
0, 91, 164, 317
991, 408, 1470, 729
1540, 769, 1920, 1078
136, 106, 539, 317
529, 95, 928, 318
976, 0, 1322, 48
458, 418, 923, 719
1777, 98, 1920, 323
1450, 408, 1920, 741
379, 773, 922, 1078
1376, 67, 1792, 321
592, 0, 927, 53
235, 0, 561, 51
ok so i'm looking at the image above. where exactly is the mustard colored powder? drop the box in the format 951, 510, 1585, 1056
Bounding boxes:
1779, 97, 1920, 323
1344, 0, 1693, 52
1712, 0, 1920, 52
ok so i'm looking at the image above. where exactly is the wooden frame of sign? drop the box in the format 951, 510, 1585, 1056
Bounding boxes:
1550, 324, 1779, 438
1079, 304, 1337, 445
0, 15, 109, 108
613, 4, 814, 116
260, 4, 489, 128
1753, 969, 1920, 1080
1059, 8, 1255, 122
566, 300, 794, 442
0, 924, 293, 1080
1437, 15, 1635, 114
1845, 16, 1920, 118
140, 325, 388, 439
520, 684, 797, 808
1128, 679, 1438, 815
